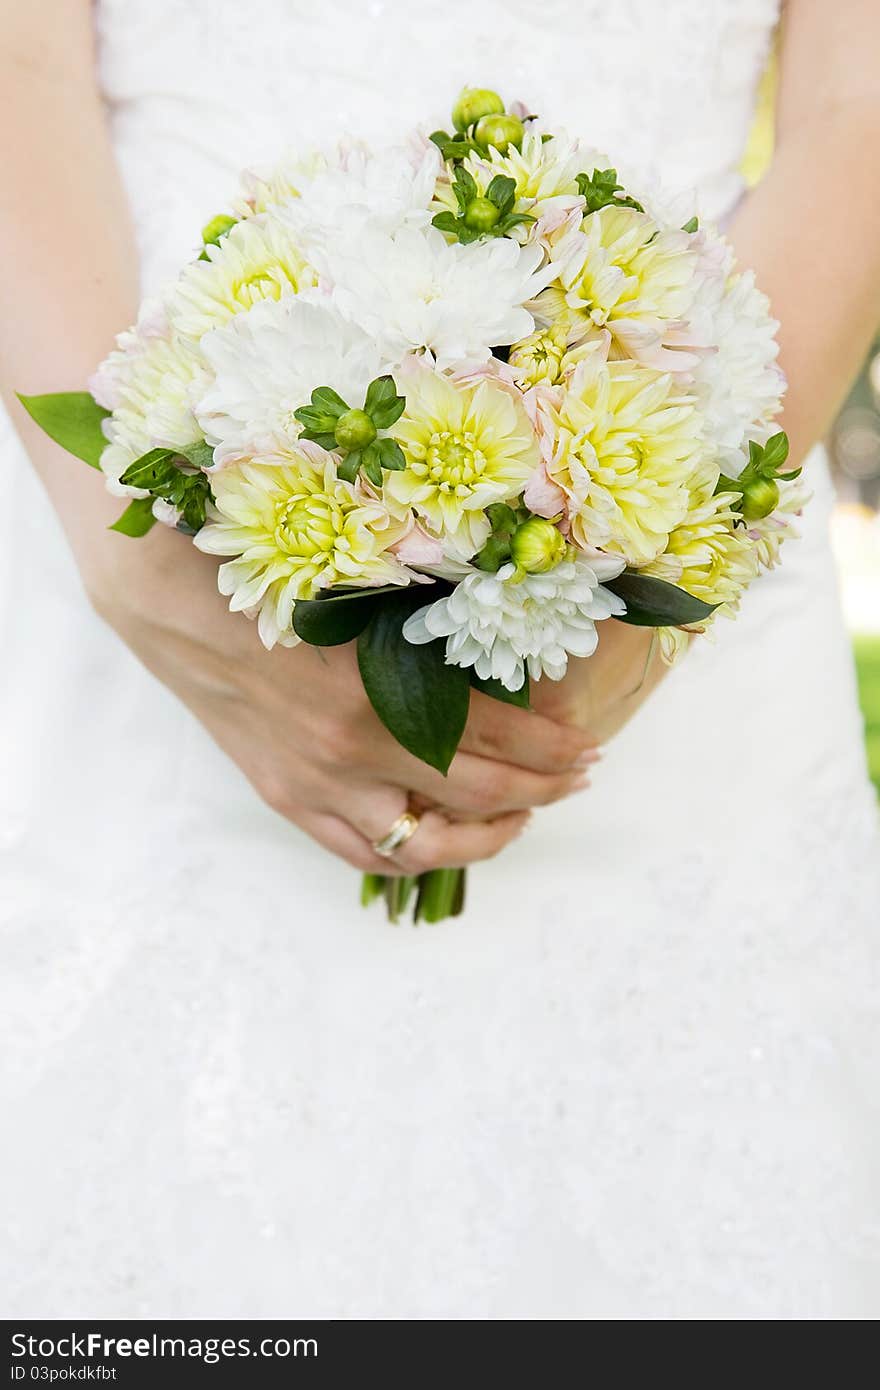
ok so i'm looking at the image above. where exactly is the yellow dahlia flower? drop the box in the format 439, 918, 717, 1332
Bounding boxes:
539, 205, 700, 367
169, 216, 316, 340
646, 478, 756, 613
547, 344, 703, 565
387, 369, 539, 557
194, 446, 411, 648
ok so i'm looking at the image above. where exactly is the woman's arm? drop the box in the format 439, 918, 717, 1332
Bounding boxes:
0, 0, 597, 874
728, 0, 880, 467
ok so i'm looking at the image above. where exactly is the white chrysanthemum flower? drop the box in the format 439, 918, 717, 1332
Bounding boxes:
168, 215, 316, 340
284, 143, 440, 246
688, 243, 786, 473
90, 314, 208, 495
195, 297, 387, 464
313, 224, 555, 369
386, 366, 539, 556
403, 553, 625, 691
194, 445, 413, 649
546, 341, 704, 565
537, 205, 706, 370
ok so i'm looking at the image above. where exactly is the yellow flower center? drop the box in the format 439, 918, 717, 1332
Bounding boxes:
419, 430, 488, 494
274, 494, 345, 559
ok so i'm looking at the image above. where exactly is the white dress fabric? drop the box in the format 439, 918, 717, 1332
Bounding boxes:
2, 0, 879, 1320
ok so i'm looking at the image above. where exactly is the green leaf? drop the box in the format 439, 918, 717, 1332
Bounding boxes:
363, 375, 396, 414
376, 437, 405, 471
292, 586, 402, 646
337, 450, 361, 483
294, 405, 342, 435
178, 439, 215, 470
432, 211, 460, 236
453, 166, 478, 211
17, 391, 110, 469
119, 447, 176, 490
429, 129, 452, 149
311, 385, 349, 416
761, 431, 790, 473
364, 375, 405, 429
497, 212, 536, 232
605, 571, 718, 627
358, 590, 470, 774
681, 215, 699, 233
485, 174, 516, 216
361, 447, 383, 489
576, 168, 644, 216
470, 671, 531, 708
109, 497, 156, 537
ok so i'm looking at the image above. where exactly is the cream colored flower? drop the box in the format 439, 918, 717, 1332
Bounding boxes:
194, 445, 412, 648
546, 343, 703, 565
91, 316, 207, 496
645, 475, 756, 613
168, 215, 316, 340
386, 367, 539, 557
536, 205, 703, 370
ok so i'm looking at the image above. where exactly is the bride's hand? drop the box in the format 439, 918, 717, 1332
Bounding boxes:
88, 527, 599, 876
531, 620, 674, 744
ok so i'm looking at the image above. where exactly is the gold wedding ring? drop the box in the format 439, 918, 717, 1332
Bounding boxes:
372, 811, 421, 859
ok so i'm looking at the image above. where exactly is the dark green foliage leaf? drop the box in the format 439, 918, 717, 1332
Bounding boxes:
452, 166, 478, 212
576, 168, 644, 216
292, 585, 402, 646
17, 391, 110, 468
337, 450, 361, 483
761, 431, 790, 472
179, 439, 215, 470
681, 216, 699, 233
470, 671, 531, 708
376, 437, 405, 471
119, 448, 176, 490
364, 375, 405, 430
357, 589, 469, 774
295, 405, 342, 435
311, 385, 349, 416
606, 571, 717, 627
109, 497, 157, 537
485, 174, 516, 216
432, 210, 460, 236
361, 447, 384, 489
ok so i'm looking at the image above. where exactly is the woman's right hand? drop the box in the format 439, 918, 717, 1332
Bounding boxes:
89, 525, 600, 876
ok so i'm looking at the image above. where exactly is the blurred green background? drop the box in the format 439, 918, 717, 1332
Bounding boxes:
744, 60, 880, 795
857, 638, 880, 792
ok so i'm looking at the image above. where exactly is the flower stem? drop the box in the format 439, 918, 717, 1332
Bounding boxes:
359, 868, 467, 924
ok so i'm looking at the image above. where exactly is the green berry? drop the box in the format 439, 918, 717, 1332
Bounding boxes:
473, 113, 525, 153
464, 197, 501, 232
334, 409, 377, 452
740, 477, 779, 521
452, 87, 505, 133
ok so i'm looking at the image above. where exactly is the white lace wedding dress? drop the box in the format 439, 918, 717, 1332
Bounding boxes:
2, 0, 879, 1320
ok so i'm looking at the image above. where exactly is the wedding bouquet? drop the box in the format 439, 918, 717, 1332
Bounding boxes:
21, 85, 802, 923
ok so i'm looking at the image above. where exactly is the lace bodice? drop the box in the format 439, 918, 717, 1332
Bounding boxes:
95, 0, 780, 292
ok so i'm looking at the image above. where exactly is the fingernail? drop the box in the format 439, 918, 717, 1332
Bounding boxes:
572, 773, 591, 791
